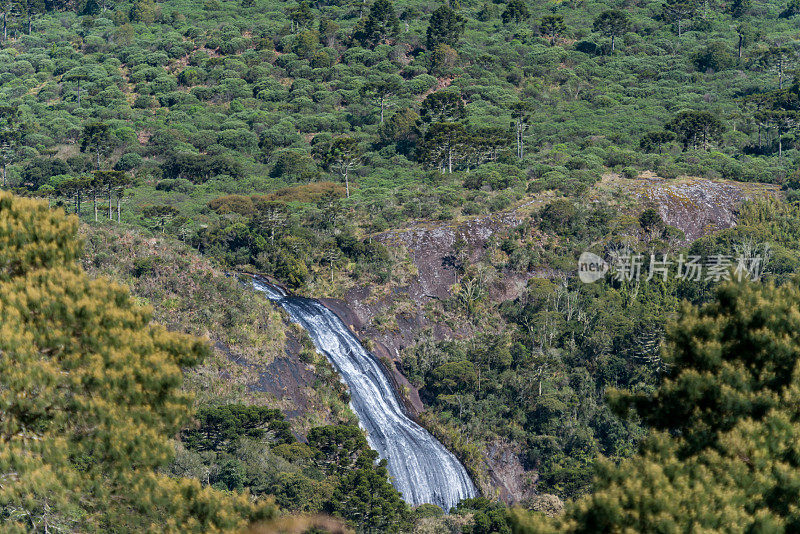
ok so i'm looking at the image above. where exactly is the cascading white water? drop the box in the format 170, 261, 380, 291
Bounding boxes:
254, 279, 477, 511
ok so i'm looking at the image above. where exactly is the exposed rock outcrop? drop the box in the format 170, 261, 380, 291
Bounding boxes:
316, 175, 778, 503
595, 174, 780, 241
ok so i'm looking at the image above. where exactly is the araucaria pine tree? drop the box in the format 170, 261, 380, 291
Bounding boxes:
0, 193, 275, 531
514, 278, 800, 533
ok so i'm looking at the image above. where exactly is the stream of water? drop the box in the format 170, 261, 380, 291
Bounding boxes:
254, 279, 477, 511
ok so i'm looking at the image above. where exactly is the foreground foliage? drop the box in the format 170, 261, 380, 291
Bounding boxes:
514, 278, 800, 532
0, 192, 274, 531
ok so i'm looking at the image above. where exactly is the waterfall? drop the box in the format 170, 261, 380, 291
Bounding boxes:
254, 279, 477, 511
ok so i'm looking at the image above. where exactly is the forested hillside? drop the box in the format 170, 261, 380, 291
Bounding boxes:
3, 0, 800, 531
4, 0, 800, 253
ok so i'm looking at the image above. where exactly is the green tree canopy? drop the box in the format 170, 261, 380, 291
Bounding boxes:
426, 5, 466, 49
593, 10, 629, 52
420, 90, 465, 123
729, 0, 751, 18
142, 204, 180, 233
307, 424, 410, 531
353, 0, 400, 46
80, 121, 113, 170
692, 41, 735, 73
323, 137, 362, 198
759, 46, 797, 90
182, 404, 294, 453
419, 121, 469, 173
666, 109, 725, 150
639, 130, 676, 153
501, 0, 529, 25
0, 105, 20, 187
539, 14, 566, 44
287, 0, 314, 31
661, 0, 696, 36
360, 74, 403, 124
0, 192, 274, 531
514, 279, 800, 533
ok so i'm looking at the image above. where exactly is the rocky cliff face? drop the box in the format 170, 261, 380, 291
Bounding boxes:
332, 176, 778, 371
313, 175, 778, 503
331, 197, 546, 364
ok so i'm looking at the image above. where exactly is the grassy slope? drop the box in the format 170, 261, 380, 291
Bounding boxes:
79, 221, 354, 433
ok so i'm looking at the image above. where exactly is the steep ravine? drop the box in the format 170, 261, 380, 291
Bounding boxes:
243, 175, 777, 505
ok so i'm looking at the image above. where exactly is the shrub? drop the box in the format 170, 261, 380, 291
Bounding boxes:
115, 152, 143, 171
692, 41, 735, 73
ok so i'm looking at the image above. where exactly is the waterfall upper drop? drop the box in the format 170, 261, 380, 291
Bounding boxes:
254, 279, 477, 511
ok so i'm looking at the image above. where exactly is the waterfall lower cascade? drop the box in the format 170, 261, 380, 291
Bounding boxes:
254, 279, 477, 511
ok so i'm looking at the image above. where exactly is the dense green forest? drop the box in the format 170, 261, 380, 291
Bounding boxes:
3, 0, 800, 530
3, 0, 800, 248
514, 277, 800, 532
